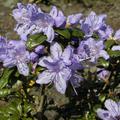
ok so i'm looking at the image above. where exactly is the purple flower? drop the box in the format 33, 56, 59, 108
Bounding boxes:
3, 40, 30, 76
30, 52, 38, 62
97, 69, 111, 81
70, 73, 83, 88
98, 25, 113, 40
97, 99, 120, 120
35, 45, 44, 54
98, 26, 120, 41
74, 38, 109, 62
49, 6, 66, 28
13, 3, 55, 42
30, 45, 45, 63
36, 42, 74, 94
114, 29, 120, 40
12, 3, 42, 24
66, 13, 82, 27
81, 11, 107, 37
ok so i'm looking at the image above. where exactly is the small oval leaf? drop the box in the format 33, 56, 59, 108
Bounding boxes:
26, 34, 47, 50
0, 69, 14, 89
55, 29, 71, 39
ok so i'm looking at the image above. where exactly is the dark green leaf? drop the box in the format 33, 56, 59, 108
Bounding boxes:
105, 40, 115, 49
23, 102, 33, 113
71, 28, 84, 38
26, 34, 47, 50
0, 69, 14, 89
108, 50, 120, 57
0, 115, 8, 120
0, 99, 22, 119
55, 29, 71, 39
0, 89, 11, 98
85, 112, 96, 120
93, 104, 102, 112
99, 94, 106, 102
7, 99, 22, 116
98, 58, 109, 68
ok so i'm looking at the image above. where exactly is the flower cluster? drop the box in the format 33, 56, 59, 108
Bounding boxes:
0, 3, 120, 95
12, 3, 66, 42
0, 2, 120, 119
0, 37, 30, 76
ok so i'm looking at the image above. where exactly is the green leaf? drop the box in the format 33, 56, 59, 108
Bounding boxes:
0, 115, 8, 120
55, 29, 71, 39
71, 29, 84, 38
7, 99, 22, 116
105, 40, 115, 49
85, 112, 96, 120
0, 99, 22, 120
98, 58, 109, 68
108, 50, 120, 57
0, 69, 14, 89
0, 88, 11, 98
16, 102, 22, 116
99, 94, 106, 102
12, 80, 22, 91
93, 104, 102, 112
23, 102, 33, 113
26, 33, 47, 50
22, 117, 33, 120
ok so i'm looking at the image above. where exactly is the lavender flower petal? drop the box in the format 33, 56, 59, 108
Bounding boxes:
30, 52, 38, 62
50, 6, 66, 27
97, 109, 112, 120
67, 13, 82, 26
35, 45, 44, 54
105, 99, 120, 117
114, 29, 120, 40
50, 42, 62, 60
43, 26, 54, 43
36, 70, 54, 84
98, 25, 113, 40
54, 67, 71, 94
99, 50, 109, 60
62, 45, 73, 65
17, 61, 29, 76
97, 69, 111, 81
97, 99, 120, 120
112, 45, 120, 51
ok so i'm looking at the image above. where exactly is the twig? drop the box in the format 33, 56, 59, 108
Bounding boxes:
37, 85, 46, 119
38, 85, 45, 112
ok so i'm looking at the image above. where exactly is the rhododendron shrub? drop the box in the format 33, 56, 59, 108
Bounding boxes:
0, 3, 119, 120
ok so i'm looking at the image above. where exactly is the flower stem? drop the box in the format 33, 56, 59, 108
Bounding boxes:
37, 85, 46, 119
38, 85, 45, 113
